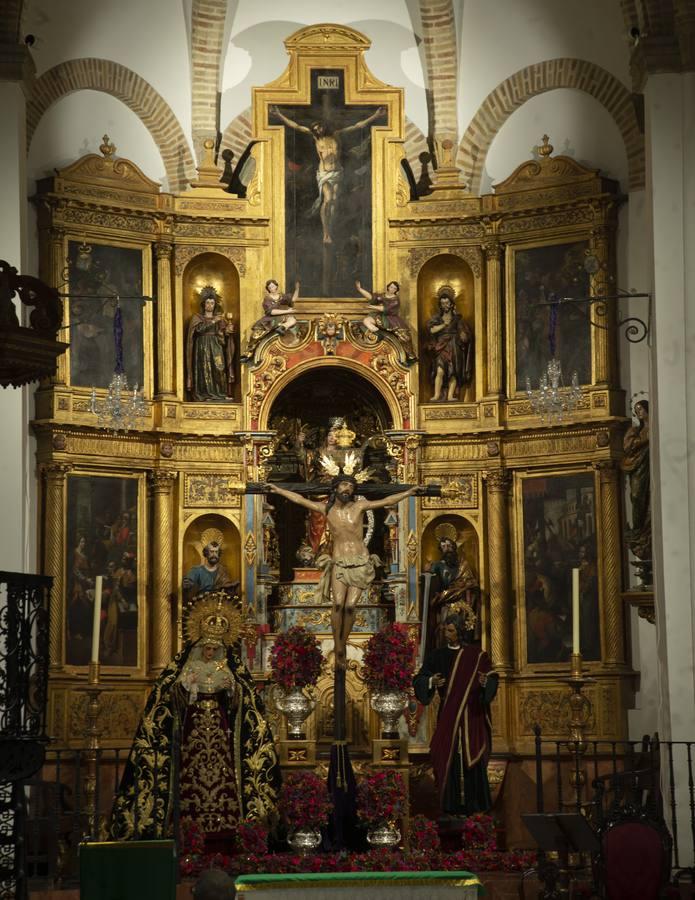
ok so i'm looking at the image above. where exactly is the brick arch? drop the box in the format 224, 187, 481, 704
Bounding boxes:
458, 59, 645, 194
418, 0, 459, 142
220, 106, 253, 162
26, 58, 196, 193
190, 0, 228, 162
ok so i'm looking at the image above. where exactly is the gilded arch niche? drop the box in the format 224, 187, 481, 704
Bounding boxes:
252, 354, 410, 431
416, 252, 479, 404
180, 513, 241, 632
181, 252, 241, 402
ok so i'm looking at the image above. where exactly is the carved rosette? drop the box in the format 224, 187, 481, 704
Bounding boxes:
594, 460, 624, 666
42, 462, 72, 668
148, 470, 178, 672
484, 469, 513, 670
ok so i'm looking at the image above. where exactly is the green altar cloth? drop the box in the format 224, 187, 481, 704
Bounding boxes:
235, 870, 482, 899
79, 839, 177, 900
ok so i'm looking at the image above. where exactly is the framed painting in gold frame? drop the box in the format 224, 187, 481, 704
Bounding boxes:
64, 470, 147, 674
64, 236, 153, 396
514, 468, 601, 669
505, 237, 592, 398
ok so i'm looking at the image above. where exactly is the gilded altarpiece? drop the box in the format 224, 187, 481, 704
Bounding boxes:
33, 25, 630, 765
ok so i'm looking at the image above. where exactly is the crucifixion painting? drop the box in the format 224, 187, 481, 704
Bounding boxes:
269, 69, 387, 297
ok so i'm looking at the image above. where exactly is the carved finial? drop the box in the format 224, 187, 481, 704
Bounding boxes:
100, 134, 116, 158
538, 134, 553, 158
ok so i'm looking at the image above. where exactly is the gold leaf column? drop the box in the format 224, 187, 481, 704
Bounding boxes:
46, 228, 67, 384
149, 470, 178, 672
155, 242, 175, 398
594, 460, 624, 666
483, 238, 503, 397
485, 469, 513, 670
589, 222, 616, 386
42, 462, 72, 669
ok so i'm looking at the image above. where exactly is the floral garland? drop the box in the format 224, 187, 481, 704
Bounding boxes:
409, 814, 441, 852
270, 625, 323, 690
279, 771, 332, 831
362, 622, 416, 692
356, 770, 407, 826
180, 847, 536, 879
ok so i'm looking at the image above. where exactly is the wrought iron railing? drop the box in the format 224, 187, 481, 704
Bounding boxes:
533, 727, 695, 876
0, 571, 52, 900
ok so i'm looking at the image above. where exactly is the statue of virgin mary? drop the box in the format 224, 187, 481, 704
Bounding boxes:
110, 592, 280, 850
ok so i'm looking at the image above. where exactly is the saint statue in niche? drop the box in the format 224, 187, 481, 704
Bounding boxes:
424, 521, 479, 655
185, 285, 235, 401
425, 285, 474, 401
241, 279, 300, 362
354, 279, 417, 363
183, 529, 238, 603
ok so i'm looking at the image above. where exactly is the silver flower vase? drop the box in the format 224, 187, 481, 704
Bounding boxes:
367, 822, 401, 847
370, 690, 408, 738
288, 827, 322, 855
276, 685, 315, 739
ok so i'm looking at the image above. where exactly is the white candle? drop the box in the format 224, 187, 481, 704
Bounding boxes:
91, 575, 103, 664
572, 567, 580, 656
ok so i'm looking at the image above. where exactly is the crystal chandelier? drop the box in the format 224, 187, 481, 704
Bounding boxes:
525, 358, 582, 424
90, 302, 147, 433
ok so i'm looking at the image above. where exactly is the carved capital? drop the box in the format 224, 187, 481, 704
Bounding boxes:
593, 459, 618, 483
49, 227, 66, 246
483, 240, 503, 261
484, 469, 512, 493
41, 462, 72, 481
155, 241, 173, 261
148, 470, 178, 493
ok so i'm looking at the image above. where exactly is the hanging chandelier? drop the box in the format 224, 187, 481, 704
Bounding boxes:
525, 292, 583, 424
90, 302, 147, 433
525, 357, 582, 424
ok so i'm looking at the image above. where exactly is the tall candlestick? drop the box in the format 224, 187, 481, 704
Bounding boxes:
91, 575, 103, 663
572, 567, 580, 656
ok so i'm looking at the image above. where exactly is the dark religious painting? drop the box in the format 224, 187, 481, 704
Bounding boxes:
270, 69, 387, 297
522, 472, 600, 664
68, 241, 145, 388
514, 241, 591, 392
65, 474, 139, 667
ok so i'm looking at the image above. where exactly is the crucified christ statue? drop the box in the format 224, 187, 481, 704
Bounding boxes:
270, 105, 385, 244
265, 475, 421, 668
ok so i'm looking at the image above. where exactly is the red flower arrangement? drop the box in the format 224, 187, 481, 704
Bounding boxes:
236, 819, 269, 855
270, 626, 323, 690
408, 814, 441, 852
357, 770, 407, 826
461, 812, 496, 849
362, 622, 416, 692
279, 771, 333, 831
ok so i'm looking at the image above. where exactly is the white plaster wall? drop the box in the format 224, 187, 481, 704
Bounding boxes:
0, 84, 34, 574
22, 0, 193, 145
220, 2, 428, 135
458, 0, 630, 134
483, 89, 629, 191
27, 91, 167, 190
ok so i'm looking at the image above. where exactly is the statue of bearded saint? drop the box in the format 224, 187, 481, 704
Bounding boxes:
424, 525, 479, 655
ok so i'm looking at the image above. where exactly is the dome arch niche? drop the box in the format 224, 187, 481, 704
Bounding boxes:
253, 355, 410, 432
